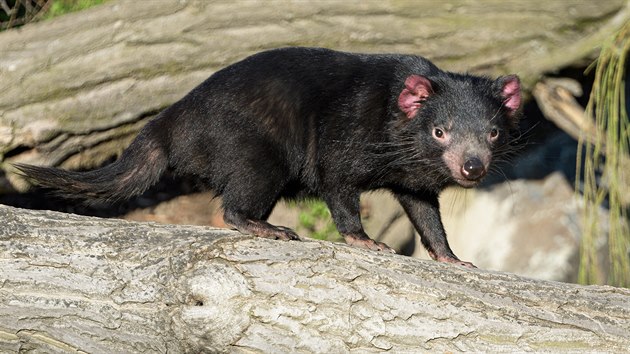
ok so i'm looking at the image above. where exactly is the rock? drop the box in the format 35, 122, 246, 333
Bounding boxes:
442, 173, 586, 282
365, 172, 609, 283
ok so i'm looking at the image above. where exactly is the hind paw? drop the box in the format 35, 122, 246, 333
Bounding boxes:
235, 220, 300, 241
343, 233, 396, 253
435, 255, 476, 268
267, 225, 301, 241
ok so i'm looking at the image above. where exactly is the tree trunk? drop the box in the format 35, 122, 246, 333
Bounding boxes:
1, 205, 629, 352
1, 0, 629, 191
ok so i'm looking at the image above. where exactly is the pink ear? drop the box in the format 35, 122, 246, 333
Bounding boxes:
500, 75, 521, 115
398, 75, 433, 119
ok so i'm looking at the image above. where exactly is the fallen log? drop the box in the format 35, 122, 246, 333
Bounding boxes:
1, 205, 628, 352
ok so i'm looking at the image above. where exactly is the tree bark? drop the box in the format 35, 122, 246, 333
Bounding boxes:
1, 0, 629, 191
1, 205, 629, 353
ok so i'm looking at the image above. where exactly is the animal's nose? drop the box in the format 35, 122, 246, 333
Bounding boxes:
461, 157, 486, 181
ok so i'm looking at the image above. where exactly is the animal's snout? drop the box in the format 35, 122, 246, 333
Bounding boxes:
461, 157, 486, 181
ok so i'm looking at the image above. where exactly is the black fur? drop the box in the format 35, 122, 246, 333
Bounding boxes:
15, 47, 521, 266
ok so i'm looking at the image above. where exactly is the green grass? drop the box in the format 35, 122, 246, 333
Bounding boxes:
296, 200, 341, 242
45, 0, 107, 19
1, 0, 107, 31
577, 22, 630, 287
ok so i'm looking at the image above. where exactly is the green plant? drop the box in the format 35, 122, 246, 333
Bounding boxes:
577, 22, 630, 287
296, 200, 341, 242
44, 0, 105, 19
1, 0, 106, 30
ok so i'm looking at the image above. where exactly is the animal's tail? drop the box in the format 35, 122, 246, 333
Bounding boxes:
14, 119, 169, 204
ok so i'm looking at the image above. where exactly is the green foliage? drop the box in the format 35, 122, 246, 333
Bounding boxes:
296, 200, 341, 242
1, 0, 106, 30
44, 0, 106, 19
577, 22, 630, 287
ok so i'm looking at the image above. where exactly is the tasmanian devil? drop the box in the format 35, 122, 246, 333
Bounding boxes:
15, 47, 521, 267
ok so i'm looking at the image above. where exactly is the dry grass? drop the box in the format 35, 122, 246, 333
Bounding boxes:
577, 22, 630, 287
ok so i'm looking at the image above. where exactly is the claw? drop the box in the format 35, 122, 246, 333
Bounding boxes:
274, 227, 300, 241
436, 255, 476, 268
228, 217, 301, 241
344, 233, 396, 253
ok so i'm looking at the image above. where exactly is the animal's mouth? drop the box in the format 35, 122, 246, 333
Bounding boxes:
453, 177, 482, 188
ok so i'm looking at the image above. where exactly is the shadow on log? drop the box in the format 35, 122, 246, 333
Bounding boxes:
1, 205, 629, 352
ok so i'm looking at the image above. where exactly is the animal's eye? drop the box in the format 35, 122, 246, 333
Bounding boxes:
433, 128, 444, 139
489, 128, 499, 139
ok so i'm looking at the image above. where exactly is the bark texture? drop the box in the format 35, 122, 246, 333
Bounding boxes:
1, 205, 629, 352
1, 0, 629, 191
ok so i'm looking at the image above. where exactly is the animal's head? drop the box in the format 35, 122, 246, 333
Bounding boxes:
396, 73, 521, 188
